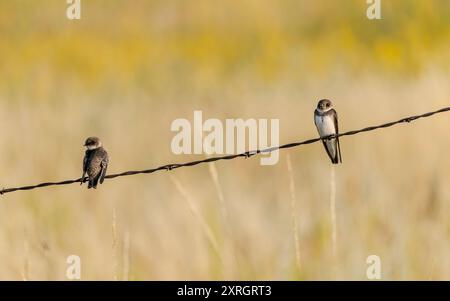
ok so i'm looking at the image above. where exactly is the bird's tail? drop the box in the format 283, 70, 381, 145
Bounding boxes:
334, 138, 342, 164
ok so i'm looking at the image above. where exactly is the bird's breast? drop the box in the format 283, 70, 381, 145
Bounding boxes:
315, 114, 336, 137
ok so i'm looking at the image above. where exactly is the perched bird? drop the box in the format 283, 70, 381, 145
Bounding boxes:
81, 137, 109, 189
314, 99, 342, 164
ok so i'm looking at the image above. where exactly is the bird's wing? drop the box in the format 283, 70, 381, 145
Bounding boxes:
313, 109, 319, 128
332, 109, 342, 163
99, 154, 109, 184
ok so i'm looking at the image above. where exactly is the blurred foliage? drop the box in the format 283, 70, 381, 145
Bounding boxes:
0, 0, 449, 97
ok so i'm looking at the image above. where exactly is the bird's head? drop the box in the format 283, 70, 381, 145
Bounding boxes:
317, 99, 333, 113
84, 137, 102, 150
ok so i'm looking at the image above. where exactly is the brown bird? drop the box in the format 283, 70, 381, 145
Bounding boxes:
81, 137, 109, 189
314, 99, 342, 164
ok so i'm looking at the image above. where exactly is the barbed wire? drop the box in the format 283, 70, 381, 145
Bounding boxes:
1, 106, 449, 196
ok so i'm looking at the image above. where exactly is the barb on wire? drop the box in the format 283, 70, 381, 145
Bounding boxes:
1, 106, 449, 196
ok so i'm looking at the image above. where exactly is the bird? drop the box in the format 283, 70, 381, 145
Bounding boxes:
314, 99, 342, 164
80, 137, 109, 189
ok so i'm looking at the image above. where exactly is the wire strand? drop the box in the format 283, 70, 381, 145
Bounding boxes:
1, 106, 449, 195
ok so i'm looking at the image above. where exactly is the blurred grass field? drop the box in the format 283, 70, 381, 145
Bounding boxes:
0, 0, 449, 280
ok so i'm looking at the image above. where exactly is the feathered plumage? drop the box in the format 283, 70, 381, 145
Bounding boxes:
81, 137, 109, 189
314, 99, 342, 164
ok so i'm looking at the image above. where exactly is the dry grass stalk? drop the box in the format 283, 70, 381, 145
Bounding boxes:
170, 175, 223, 264
208, 161, 238, 278
122, 230, 130, 281
286, 154, 302, 276
330, 166, 338, 277
21, 240, 30, 281
112, 207, 119, 281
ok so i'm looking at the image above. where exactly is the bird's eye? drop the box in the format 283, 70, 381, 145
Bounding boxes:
326, 103, 330, 107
